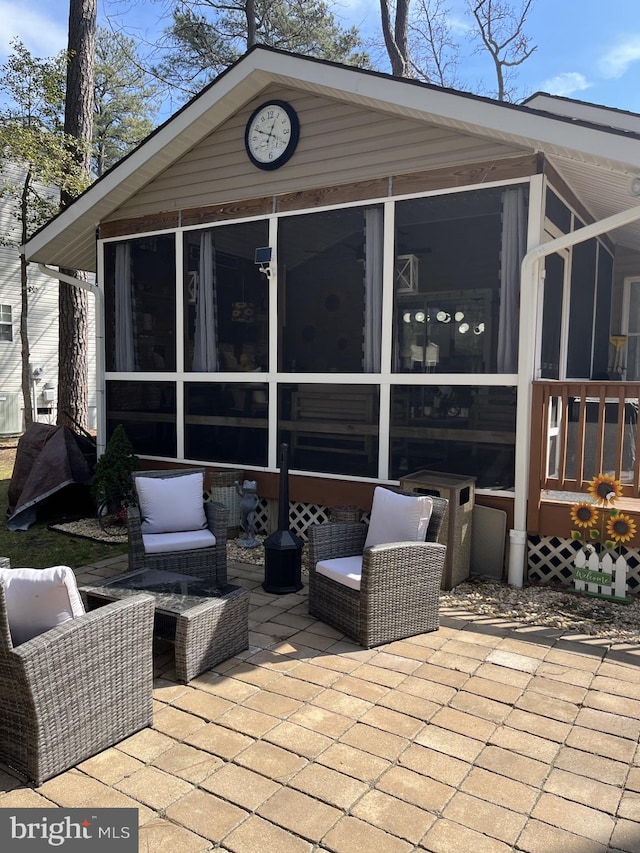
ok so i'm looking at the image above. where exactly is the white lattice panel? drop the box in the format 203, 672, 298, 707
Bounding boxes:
255, 499, 271, 536
255, 500, 336, 540
289, 502, 330, 540
528, 535, 640, 595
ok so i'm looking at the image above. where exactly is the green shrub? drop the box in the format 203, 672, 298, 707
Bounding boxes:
91, 425, 139, 506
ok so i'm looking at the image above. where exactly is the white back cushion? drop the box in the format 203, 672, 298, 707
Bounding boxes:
364, 487, 433, 549
0, 565, 85, 646
136, 472, 207, 534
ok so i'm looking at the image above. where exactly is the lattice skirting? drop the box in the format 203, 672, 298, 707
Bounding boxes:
528, 535, 640, 595
252, 499, 370, 541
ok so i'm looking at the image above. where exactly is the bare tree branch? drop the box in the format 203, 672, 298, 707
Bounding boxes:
468, 0, 536, 100
407, 0, 459, 87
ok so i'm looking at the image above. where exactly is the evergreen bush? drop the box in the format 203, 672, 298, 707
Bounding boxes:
91, 424, 139, 508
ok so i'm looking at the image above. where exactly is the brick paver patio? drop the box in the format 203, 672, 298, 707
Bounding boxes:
2, 554, 640, 852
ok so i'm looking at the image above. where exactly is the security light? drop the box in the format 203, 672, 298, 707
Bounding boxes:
255, 247, 273, 279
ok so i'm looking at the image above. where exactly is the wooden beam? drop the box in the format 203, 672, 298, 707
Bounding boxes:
392, 154, 538, 196
99, 154, 538, 237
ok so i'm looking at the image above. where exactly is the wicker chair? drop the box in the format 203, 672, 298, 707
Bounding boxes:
0, 587, 154, 786
308, 492, 448, 648
127, 468, 229, 586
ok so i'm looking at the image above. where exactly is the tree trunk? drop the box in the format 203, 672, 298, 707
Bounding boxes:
20, 171, 33, 428
246, 0, 257, 48
58, 281, 89, 430
58, 0, 96, 432
380, 0, 411, 77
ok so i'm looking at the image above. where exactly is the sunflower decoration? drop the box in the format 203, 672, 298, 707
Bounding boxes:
587, 473, 622, 506
570, 502, 598, 530
606, 512, 638, 545
571, 472, 638, 556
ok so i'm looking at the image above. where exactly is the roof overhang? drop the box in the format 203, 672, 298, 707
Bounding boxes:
24, 46, 640, 272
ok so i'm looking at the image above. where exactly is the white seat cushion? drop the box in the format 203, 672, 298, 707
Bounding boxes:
364, 487, 433, 549
143, 529, 216, 554
0, 565, 85, 646
136, 472, 207, 534
316, 556, 363, 591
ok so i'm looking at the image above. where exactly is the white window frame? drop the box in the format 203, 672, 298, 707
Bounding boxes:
0, 304, 12, 342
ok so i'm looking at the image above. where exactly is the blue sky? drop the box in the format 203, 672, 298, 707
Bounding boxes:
1, 0, 640, 116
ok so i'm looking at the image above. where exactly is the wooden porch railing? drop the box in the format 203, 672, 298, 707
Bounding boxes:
529, 382, 640, 528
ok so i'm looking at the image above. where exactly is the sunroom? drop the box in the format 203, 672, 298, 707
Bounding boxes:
24, 47, 640, 587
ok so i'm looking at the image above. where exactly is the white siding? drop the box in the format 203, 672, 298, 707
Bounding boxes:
107, 88, 529, 221
0, 164, 97, 433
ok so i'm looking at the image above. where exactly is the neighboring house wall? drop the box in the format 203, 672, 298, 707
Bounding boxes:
0, 164, 97, 434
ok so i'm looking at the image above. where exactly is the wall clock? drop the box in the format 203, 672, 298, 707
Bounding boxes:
245, 100, 300, 170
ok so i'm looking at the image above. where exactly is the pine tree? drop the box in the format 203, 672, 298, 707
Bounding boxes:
57, 0, 96, 433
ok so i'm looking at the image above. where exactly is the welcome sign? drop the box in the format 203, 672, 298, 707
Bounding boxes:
574, 567, 613, 586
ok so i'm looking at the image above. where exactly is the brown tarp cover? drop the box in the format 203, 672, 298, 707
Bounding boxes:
6, 423, 96, 531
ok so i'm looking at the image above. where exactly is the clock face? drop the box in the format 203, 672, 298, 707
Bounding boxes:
245, 100, 299, 170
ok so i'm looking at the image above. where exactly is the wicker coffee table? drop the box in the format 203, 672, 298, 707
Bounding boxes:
81, 569, 249, 683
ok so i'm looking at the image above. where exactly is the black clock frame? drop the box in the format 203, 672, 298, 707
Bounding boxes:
244, 100, 300, 171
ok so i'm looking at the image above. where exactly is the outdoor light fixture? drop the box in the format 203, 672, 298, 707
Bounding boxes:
255, 246, 273, 278
436, 311, 451, 323
415, 311, 426, 323
403, 311, 412, 323
458, 322, 470, 334
473, 322, 485, 335
454, 311, 465, 322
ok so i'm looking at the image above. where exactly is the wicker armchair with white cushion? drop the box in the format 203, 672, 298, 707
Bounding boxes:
308, 487, 448, 648
0, 564, 154, 786
127, 468, 229, 586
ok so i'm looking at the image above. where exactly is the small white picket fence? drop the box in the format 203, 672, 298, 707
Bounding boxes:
573, 549, 631, 601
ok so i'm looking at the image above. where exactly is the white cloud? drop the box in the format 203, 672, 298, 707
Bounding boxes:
0, 1, 67, 60
539, 72, 592, 98
598, 36, 640, 79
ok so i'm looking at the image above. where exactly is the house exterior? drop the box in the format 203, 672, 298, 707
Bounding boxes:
22, 46, 640, 588
1, 163, 97, 434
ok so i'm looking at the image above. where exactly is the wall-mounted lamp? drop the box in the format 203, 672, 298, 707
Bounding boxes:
255, 246, 273, 279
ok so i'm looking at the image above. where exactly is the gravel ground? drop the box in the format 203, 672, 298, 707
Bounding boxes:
439, 576, 640, 644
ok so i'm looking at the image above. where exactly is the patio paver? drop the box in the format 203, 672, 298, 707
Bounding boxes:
2, 556, 640, 852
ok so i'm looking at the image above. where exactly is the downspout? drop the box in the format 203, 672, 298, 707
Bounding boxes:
36, 263, 105, 454
509, 201, 640, 587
